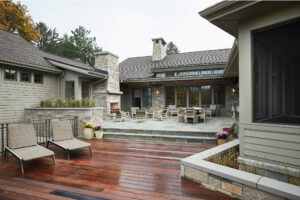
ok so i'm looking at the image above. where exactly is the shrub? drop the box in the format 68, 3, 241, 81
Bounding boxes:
88, 99, 95, 107
54, 98, 65, 107
81, 98, 89, 107
41, 99, 53, 107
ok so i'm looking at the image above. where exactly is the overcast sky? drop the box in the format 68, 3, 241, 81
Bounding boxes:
23, 0, 234, 62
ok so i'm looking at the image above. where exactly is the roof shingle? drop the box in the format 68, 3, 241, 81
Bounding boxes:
119, 48, 231, 80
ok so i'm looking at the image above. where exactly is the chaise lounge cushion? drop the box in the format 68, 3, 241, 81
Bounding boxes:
9, 124, 37, 149
12, 145, 54, 161
53, 138, 90, 150
51, 120, 74, 142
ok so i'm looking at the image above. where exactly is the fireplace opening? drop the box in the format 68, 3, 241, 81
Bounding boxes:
110, 102, 119, 113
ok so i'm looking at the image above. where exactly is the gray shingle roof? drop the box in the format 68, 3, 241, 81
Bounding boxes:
119, 48, 231, 80
0, 29, 107, 75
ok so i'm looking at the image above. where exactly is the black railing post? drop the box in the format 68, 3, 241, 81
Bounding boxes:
1, 124, 4, 155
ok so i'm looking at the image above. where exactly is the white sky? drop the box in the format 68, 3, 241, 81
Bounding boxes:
23, 0, 234, 62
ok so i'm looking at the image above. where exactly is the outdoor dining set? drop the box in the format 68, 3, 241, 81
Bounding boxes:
113, 104, 220, 124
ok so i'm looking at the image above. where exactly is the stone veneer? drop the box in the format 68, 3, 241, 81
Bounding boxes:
93, 51, 122, 116
24, 107, 104, 136
181, 140, 300, 200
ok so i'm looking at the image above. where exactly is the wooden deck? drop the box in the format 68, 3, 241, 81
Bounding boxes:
0, 139, 236, 200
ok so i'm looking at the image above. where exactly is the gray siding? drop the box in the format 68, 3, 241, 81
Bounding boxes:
239, 123, 300, 168
0, 66, 58, 123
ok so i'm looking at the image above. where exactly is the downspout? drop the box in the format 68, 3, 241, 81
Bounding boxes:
57, 71, 65, 98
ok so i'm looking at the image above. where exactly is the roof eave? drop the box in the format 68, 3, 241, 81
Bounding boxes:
0, 58, 62, 74
199, 1, 261, 37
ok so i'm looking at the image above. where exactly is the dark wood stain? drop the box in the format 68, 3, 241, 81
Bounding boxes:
0, 139, 236, 200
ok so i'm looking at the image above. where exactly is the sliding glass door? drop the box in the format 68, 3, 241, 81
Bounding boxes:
177, 86, 187, 107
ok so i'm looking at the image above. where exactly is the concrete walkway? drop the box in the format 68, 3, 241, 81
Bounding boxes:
102, 116, 235, 133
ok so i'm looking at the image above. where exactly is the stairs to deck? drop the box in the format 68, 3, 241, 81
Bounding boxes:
103, 128, 217, 144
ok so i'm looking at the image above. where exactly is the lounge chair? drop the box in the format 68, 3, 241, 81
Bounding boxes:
185, 108, 197, 124
47, 121, 92, 160
136, 109, 147, 122
154, 107, 168, 120
5, 124, 55, 174
168, 105, 178, 116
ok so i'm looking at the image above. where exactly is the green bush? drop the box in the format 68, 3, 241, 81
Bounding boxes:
40, 98, 95, 108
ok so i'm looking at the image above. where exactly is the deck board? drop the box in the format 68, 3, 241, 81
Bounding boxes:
0, 139, 236, 200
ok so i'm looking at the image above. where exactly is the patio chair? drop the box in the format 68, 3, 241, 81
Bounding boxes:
5, 124, 55, 174
206, 105, 219, 117
177, 107, 185, 122
198, 109, 207, 123
114, 109, 130, 122
185, 108, 197, 124
146, 107, 155, 118
47, 121, 92, 160
154, 107, 168, 120
136, 109, 147, 122
131, 107, 139, 119
168, 105, 178, 116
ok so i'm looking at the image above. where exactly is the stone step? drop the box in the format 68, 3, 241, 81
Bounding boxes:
103, 132, 217, 144
102, 128, 216, 138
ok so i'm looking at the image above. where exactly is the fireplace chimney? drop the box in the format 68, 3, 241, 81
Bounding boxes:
152, 38, 166, 61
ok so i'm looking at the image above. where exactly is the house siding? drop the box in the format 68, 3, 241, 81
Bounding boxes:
0, 65, 58, 123
238, 4, 300, 168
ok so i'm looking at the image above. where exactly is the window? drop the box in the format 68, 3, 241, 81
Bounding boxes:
177, 86, 187, 107
214, 85, 225, 106
177, 71, 187, 76
20, 71, 31, 82
166, 86, 175, 105
189, 86, 199, 107
166, 72, 174, 77
142, 88, 152, 108
34, 73, 43, 84
4, 69, 17, 81
201, 70, 212, 75
82, 82, 90, 99
132, 88, 141, 108
156, 73, 166, 78
213, 69, 224, 75
201, 85, 211, 107
65, 81, 75, 100
252, 19, 300, 125
188, 71, 199, 76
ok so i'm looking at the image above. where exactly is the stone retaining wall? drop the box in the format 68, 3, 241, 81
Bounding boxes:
24, 107, 104, 136
181, 140, 300, 200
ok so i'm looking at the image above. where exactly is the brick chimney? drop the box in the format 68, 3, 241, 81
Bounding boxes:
152, 38, 166, 61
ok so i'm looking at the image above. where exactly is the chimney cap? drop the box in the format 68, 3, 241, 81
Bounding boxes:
152, 38, 166, 45
95, 51, 119, 58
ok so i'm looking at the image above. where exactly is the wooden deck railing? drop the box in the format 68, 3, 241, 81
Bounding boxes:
0, 116, 78, 154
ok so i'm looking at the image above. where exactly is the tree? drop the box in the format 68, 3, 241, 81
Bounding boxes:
166, 41, 180, 55
35, 22, 60, 53
0, 0, 40, 42
56, 26, 102, 66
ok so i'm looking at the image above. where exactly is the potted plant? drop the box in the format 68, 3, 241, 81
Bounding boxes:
223, 127, 233, 142
93, 124, 103, 139
84, 122, 94, 139
215, 130, 229, 145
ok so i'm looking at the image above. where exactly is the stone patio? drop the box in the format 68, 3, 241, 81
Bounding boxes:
102, 116, 235, 133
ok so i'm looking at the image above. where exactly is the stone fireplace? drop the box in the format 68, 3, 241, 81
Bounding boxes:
92, 51, 122, 117
110, 102, 119, 113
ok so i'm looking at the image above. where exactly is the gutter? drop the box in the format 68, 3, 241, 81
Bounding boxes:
0, 58, 62, 74
122, 75, 225, 83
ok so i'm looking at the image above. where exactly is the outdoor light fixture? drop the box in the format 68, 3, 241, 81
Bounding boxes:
156, 89, 160, 95
232, 88, 236, 93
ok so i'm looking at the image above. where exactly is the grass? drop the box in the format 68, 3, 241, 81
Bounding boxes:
40, 98, 95, 108
209, 147, 239, 169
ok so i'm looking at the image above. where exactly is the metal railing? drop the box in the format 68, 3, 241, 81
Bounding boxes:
0, 116, 78, 154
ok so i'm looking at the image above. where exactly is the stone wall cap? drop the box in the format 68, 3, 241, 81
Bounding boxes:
25, 107, 105, 110
257, 177, 300, 200
95, 51, 119, 58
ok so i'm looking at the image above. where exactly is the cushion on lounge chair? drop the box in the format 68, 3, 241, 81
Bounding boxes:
8, 124, 37, 149
12, 145, 54, 161
53, 138, 90, 150
51, 121, 74, 142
